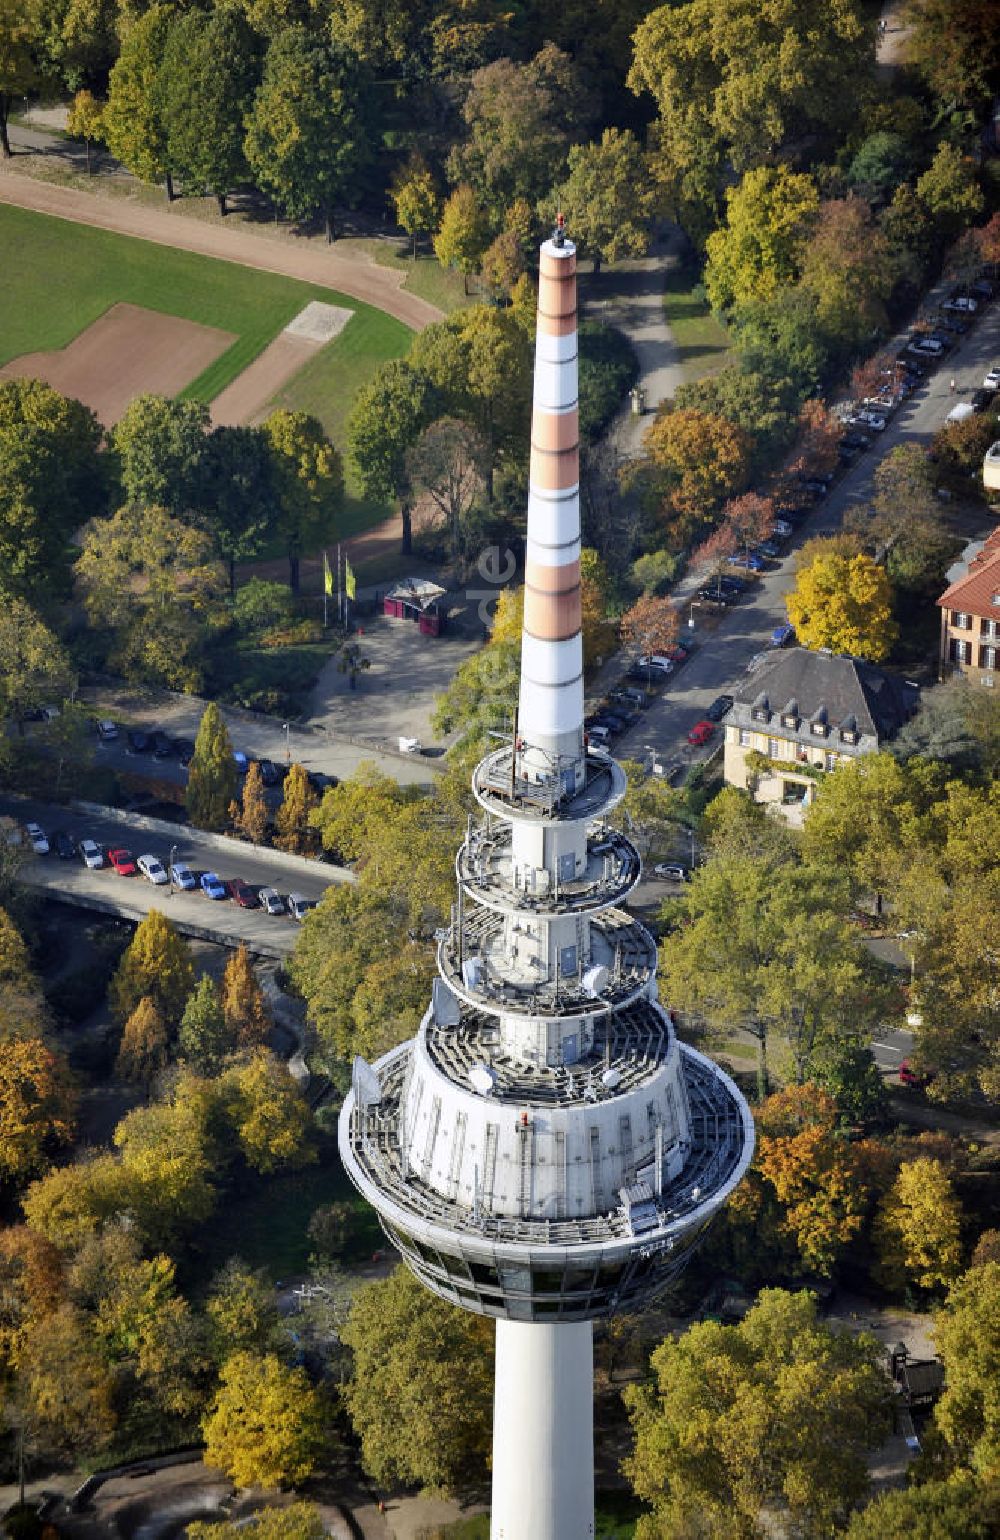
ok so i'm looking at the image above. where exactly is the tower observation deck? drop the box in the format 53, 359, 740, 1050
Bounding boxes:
339, 219, 754, 1540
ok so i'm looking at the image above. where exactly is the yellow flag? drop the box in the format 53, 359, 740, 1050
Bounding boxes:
323, 550, 333, 597
345, 558, 357, 600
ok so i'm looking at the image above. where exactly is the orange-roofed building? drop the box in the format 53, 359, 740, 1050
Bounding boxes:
937, 526, 1000, 686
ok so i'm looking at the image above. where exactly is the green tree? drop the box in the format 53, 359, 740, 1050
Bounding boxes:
0, 1037, 75, 1183
244, 27, 364, 242
161, 8, 258, 216
111, 394, 209, 514
232, 759, 269, 846
115, 996, 169, 1089
786, 549, 898, 660
186, 702, 238, 833
341, 1266, 494, 1493
905, 873, 1000, 1100
103, 4, 175, 198
916, 142, 985, 243
802, 752, 938, 903
555, 129, 653, 274
204, 1258, 280, 1363
433, 184, 489, 294
221, 944, 271, 1052
848, 132, 915, 197
844, 1474, 1000, 1540
202, 1350, 326, 1488
348, 360, 436, 556
0, 0, 42, 159
204, 427, 276, 593
261, 410, 343, 593
852, 443, 955, 592
0, 599, 76, 733
873, 1157, 964, 1295
66, 88, 103, 174
110, 910, 196, 1029
178, 974, 231, 1075
274, 763, 318, 856
705, 165, 819, 313
932, 1262, 1000, 1477
0, 379, 105, 601
391, 153, 440, 256
624, 1289, 890, 1539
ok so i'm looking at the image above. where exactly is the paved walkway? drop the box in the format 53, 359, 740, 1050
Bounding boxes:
0, 135, 442, 331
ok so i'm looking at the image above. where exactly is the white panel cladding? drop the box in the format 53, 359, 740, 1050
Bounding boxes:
534, 329, 578, 365
526, 534, 581, 570
526, 486, 580, 544
400, 1022, 691, 1221
533, 357, 578, 412
510, 819, 586, 885
518, 688, 584, 743
520, 633, 581, 686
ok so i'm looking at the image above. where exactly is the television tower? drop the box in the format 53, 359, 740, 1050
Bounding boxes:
339, 218, 754, 1540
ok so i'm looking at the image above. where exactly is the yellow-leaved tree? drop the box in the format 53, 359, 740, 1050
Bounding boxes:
786, 549, 897, 660
202, 1350, 326, 1488
873, 1156, 964, 1295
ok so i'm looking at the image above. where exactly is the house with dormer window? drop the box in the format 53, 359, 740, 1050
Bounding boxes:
937, 527, 1000, 687
723, 648, 919, 823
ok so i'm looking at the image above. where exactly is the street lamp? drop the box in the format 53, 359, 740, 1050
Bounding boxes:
688, 601, 700, 631
282, 722, 290, 765
169, 842, 177, 897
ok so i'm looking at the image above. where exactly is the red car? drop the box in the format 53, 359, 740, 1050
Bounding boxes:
227, 877, 259, 909
899, 1059, 932, 1089
662, 644, 690, 663
108, 847, 137, 876
687, 720, 715, 746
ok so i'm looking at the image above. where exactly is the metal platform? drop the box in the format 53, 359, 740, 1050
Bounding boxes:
456, 820, 640, 914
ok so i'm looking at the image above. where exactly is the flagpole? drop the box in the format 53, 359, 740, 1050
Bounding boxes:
337, 543, 343, 627
323, 551, 329, 629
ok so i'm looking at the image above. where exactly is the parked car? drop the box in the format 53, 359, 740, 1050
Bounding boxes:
137, 853, 169, 885
704, 694, 734, 723
770, 622, 796, 648
126, 729, 152, 754
971, 388, 996, 412
96, 719, 119, 741
899, 1058, 932, 1089
200, 871, 227, 900
637, 654, 674, 674
686, 720, 715, 746
587, 724, 612, 747
287, 892, 311, 922
170, 862, 196, 890
697, 587, 738, 607
227, 877, 259, 909
233, 751, 249, 774
609, 687, 648, 709
727, 551, 765, 572
173, 738, 195, 767
24, 821, 49, 854
850, 410, 887, 431
152, 731, 173, 759
258, 886, 285, 916
306, 771, 338, 794
54, 830, 76, 860
754, 540, 782, 559
984, 365, 1000, 390
839, 433, 870, 453
653, 862, 689, 882
938, 313, 971, 335
660, 643, 691, 663
906, 337, 944, 357
258, 759, 282, 787
108, 847, 137, 875
772, 518, 793, 537
79, 838, 104, 869
942, 294, 977, 313
971, 279, 995, 302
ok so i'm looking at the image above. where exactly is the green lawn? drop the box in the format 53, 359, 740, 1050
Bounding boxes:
0, 201, 411, 446
662, 262, 733, 383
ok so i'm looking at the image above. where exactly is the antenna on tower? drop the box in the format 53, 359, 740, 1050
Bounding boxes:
553, 211, 566, 248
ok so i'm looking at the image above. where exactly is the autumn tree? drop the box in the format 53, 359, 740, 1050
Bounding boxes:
852, 442, 955, 591
204, 1258, 280, 1363
116, 997, 169, 1089
916, 142, 985, 243
932, 1262, 1000, 1477
274, 764, 319, 856
231, 759, 268, 845
644, 407, 752, 542
110, 909, 195, 1028
624, 1289, 891, 1539
261, 410, 343, 593
480, 231, 524, 301
873, 1157, 963, 1296
845, 1474, 1000, 1540
391, 154, 440, 256
406, 417, 486, 558
798, 197, 897, 352
433, 184, 489, 293
189, 1507, 325, 1540
721, 491, 775, 556
224, 1051, 314, 1174
178, 975, 231, 1075
705, 165, 819, 313
619, 595, 680, 666
786, 549, 898, 660
556, 129, 654, 273
19, 1305, 117, 1457
341, 1266, 494, 1493
221, 944, 271, 1051
102, 5, 175, 197
0, 1038, 75, 1183
243, 28, 365, 242
202, 1351, 326, 1488
66, 88, 103, 174
0, 599, 75, 736
186, 702, 238, 833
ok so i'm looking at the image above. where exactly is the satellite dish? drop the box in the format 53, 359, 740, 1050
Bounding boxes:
582, 964, 610, 997
469, 1063, 497, 1096
601, 1068, 622, 1090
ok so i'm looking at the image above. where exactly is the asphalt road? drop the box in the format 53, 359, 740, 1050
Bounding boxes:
3, 794, 349, 957
614, 299, 1000, 766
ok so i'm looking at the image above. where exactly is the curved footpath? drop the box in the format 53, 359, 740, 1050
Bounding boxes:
0, 160, 443, 331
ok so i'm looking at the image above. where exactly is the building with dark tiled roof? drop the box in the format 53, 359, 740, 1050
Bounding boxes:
724, 648, 919, 822
937, 525, 1000, 686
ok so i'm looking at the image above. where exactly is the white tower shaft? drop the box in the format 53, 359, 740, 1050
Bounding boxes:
490, 1319, 594, 1540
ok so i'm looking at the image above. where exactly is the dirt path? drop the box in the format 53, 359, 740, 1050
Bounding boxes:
0, 160, 442, 331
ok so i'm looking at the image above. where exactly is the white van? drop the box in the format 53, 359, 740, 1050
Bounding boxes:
946, 401, 974, 425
